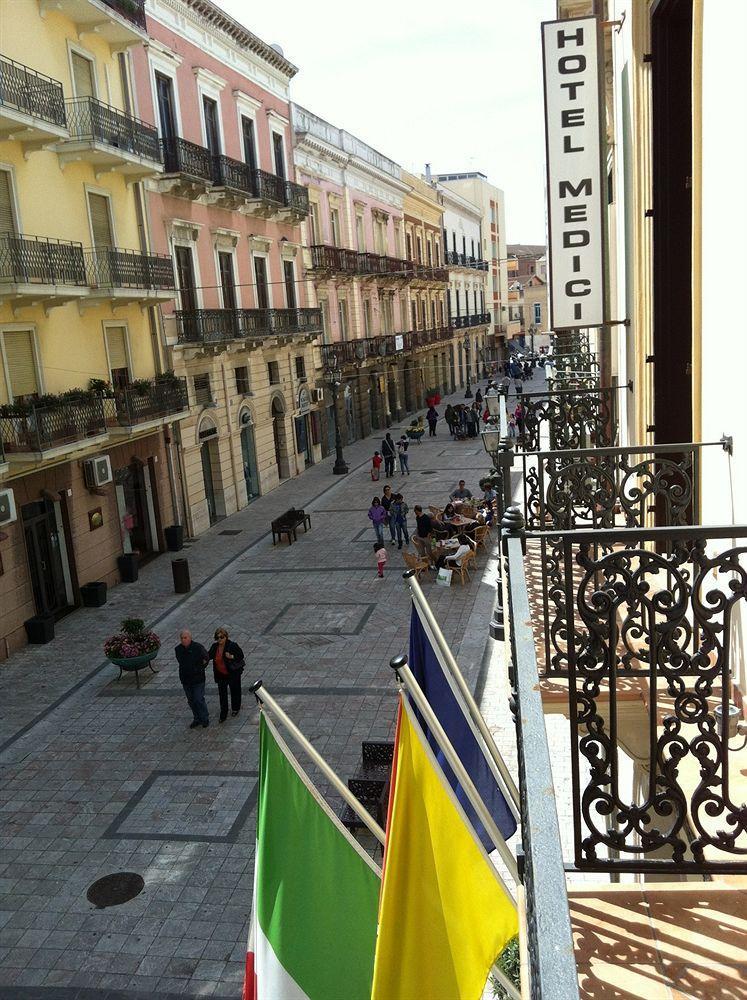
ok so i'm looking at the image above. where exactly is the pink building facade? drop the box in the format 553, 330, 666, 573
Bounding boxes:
130, 0, 322, 536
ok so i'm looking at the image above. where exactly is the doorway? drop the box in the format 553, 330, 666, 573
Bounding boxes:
240, 415, 260, 503
115, 462, 157, 562
22, 498, 72, 619
200, 439, 219, 525
272, 396, 289, 480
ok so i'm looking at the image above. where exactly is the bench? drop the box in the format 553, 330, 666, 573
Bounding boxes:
271, 507, 311, 545
340, 740, 395, 838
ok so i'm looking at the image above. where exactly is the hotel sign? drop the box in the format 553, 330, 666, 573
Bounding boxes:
542, 16, 606, 329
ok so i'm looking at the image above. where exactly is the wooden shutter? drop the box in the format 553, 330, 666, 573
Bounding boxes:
106, 326, 128, 372
0, 170, 17, 236
72, 52, 95, 98
4, 330, 39, 398
88, 193, 113, 248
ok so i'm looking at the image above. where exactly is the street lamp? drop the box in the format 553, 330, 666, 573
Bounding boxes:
463, 334, 473, 399
327, 364, 349, 475
480, 384, 513, 518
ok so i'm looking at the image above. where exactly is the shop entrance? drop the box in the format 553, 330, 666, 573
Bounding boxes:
115, 461, 158, 562
22, 497, 72, 619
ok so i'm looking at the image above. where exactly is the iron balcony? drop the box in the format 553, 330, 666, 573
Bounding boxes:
59, 97, 162, 177
107, 375, 189, 429
175, 307, 323, 345
444, 250, 489, 271
161, 136, 214, 185
320, 326, 453, 369
309, 247, 444, 282
0, 54, 68, 148
452, 313, 491, 328
0, 395, 108, 458
38, 0, 146, 44
0, 232, 88, 303
84, 247, 175, 305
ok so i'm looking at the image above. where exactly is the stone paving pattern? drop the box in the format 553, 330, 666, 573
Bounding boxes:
0, 390, 525, 998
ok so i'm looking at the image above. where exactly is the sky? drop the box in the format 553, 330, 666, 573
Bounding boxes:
219, 0, 556, 244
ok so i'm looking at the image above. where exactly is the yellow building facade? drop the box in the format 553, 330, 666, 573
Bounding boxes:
0, 0, 185, 656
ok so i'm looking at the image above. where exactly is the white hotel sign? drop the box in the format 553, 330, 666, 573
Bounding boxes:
542, 17, 606, 330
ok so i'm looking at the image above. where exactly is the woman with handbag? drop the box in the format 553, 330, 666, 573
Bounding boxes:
208, 627, 245, 723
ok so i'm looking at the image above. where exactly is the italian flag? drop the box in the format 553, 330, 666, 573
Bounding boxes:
243, 712, 381, 1000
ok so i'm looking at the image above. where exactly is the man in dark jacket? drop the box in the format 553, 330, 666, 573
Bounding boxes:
381, 433, 396, 478
175, 629, 209, 728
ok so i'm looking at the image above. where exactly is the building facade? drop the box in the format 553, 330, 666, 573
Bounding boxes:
505, 244, 549, 353
130, 0, 322, 538
0, 0, 187, 657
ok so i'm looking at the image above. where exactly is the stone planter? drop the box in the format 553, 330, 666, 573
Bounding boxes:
107, 650, 158, 689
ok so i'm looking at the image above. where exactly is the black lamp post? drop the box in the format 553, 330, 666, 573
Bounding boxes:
328, 365, 349, 475
463, 334, 473, 399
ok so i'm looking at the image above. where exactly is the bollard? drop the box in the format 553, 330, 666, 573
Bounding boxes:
172, 557, 191, 594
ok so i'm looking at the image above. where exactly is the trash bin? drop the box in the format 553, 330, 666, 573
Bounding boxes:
80, 581, 107, 607
117, 553, 139, 583
164, 525, 184, 552
172, 558, 190, 594
24, 615, 54, 644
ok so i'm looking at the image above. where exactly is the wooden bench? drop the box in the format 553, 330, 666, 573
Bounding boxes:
271, 507, 311, 545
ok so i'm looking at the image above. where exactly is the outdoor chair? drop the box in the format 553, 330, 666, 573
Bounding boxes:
403, 551, 431, 579
447, 549, 476, 586
473, 525, 490, 551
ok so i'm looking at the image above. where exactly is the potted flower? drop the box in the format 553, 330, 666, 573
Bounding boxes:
104, 617, 161, 688
406, 418, 425, 443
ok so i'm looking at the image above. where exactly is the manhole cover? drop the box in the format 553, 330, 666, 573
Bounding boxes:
86, 872, 144, 909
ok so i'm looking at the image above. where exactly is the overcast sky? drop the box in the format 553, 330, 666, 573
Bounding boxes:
219, 0, 556, 244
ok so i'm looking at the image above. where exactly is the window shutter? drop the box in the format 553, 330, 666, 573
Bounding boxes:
0, 171, 17, 236
88, 193, 113, 247
72, 53, 95, 98
106, 326, 128, 372
5, 330, 39, 398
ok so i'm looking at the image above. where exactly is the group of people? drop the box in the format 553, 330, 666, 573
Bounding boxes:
444, 400, 484, 439
175, 627, 244, 728
373, 432, 411, 478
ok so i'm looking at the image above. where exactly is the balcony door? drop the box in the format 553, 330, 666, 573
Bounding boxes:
155, 72, 176, 141
22, 498, 72, 619
241, 116, 257, 173
202, 96, 221, 156
218, 251, 237, 310
106, 325, 130, 390
71, 51, 95, 98
254, 256, 269, 311
88, 192, 113, 249
4, 329, 39, 403
272, 132, 285, 179
283, 260, 296, 310
175, 245, 197, 312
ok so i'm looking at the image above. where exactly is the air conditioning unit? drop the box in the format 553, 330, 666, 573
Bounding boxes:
312, 388, 325, 403
84, 455, 113, 489
0, 488, 17, 527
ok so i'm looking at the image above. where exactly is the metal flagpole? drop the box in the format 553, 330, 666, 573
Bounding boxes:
391, 656, 520, 886
251, 681, 385, 845
404, 571, 521, 811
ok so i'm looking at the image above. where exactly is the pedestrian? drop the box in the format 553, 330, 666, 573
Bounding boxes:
391, 493, 410, 549
371, 450, 382, 481
451, 480, 473, 501
381, 433, 396, 478
426, 404, 439, 437
175, 629, 209, 729
374, 541, 387, 579
397, 435, 410, 475
381, 484, 396, 544
467, 406, 479, 438
368, 496, 387, 546
475, 388, 483, 405
413, 504, 433, 558
445, 403, 455, 436
208, 627, 244, 723
514, 403, 524, 435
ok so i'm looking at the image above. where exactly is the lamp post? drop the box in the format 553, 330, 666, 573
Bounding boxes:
463, 334, 473, 399
328, 364, 349, 475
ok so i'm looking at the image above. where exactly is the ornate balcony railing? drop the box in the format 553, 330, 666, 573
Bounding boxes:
175, 308, 322, 345
0, 232, 86, 286
253, 168, 286, 205
444, 250, 488, 270
65, 97, 160, 162
285, 179, 309, 216
85, 247, 175, 290
0, 54, 66, 127
513, 385, 625, 452
211, 153, 253, 193
108, 376, 188, 426
161, 136, 213, 183
320, 326, 453, 369
309, 245, 360, 275
102, 0, 147, 30
452, 313, 491, 329
0, 396, 107, 454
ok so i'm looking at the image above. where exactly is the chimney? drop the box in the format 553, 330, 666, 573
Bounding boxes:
425, 163, 432, 183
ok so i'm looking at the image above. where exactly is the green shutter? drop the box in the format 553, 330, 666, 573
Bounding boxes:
5, 330, 39, 398
0, 170, 17, 237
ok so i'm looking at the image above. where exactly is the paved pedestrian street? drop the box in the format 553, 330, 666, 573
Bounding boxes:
0, 392, 516, 999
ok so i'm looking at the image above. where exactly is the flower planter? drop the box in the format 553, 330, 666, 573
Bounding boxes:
117, 553, 139, 583
80, 581, 107, 607
108, 650, 158, 689
164, 524, 184, 551
24, 615, 54, 644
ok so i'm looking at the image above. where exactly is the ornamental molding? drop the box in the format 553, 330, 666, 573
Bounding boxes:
193, 66, 227, 91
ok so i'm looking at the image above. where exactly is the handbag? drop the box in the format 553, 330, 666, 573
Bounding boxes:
227, 657, 245, 674
436, 567, 453, 587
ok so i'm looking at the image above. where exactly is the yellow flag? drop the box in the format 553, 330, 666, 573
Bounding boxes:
372, 696, 518, 1000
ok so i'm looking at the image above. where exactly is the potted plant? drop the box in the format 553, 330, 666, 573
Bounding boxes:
104, 617, 161, 687
406, 418, 425, 443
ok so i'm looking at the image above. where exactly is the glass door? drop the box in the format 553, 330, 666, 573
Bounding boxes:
240, 422, 260, 502
200, 441, 218, 524
22, 499, 69, 618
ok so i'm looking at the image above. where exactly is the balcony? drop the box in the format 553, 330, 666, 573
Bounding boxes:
309, 245, 360, 275
57, 97, 162, 179
0, 55, 68, 150
38, 0, 147, 46
452, 312, 491, 329
241, 168, 288, 218
284, 179, 309, 220
157, 136, 214, 198
208, 153, 253, 209
84, 246, 175, 307
0, 233, 88, 308
320, 326, 453, 370
444, 250, 489, 271
0, 394, 108, 460
175, 307, 322, 346
106, 375, 189, 432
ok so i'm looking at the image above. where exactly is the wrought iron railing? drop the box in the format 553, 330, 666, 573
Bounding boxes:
175, 307, 322, 344
108, 376, 188, 426
85, 247, 175, 290
161, 136, 213, 183
0, 232, 87, 286
102, 0, 147, 31
65, 97, 160, 162
0, 397, 107, 454
0, 54, 66, 127
452, 313, 491, 329
513, 385, 625, 452
211, 153, 253, 193
502, 509, 580, 999
444, 250, 488, 270
253, 168, 286, 205
309, 245, 360, 275
285, 179, 309, 216
320, 326, 453, 369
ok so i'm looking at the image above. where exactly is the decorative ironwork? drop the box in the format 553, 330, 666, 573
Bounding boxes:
0, 232, 86, 286
176, 308, 322, 345
211, 153, 253, 193
161, 136, 213, 183
444, 250, 489, 271
65, 97, 160, 162
101, 0, 147, 31
0, 55, 66, 127
309, 245, 360, 275
515, 386, 620, 452
252, 168, 286, 205
453, 313, 491, 329
319, 326, 453, 370
109, 376, 188, 426
85, 247, 175, 290
284, 179, 309, 217
0, 397, 107, 454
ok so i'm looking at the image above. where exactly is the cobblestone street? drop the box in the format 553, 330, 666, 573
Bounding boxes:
0, 391, 519, 999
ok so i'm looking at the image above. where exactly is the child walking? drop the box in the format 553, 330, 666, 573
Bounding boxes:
374, 542, 387, 579
371, 450, 382, 481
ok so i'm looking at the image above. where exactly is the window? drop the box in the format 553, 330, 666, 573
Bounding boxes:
533, 302, 542, 325
375, 218, 386, 255
0, 169, 18, 236
410, 301, 417, 329
462, 236, 467, 257
295, 356, 306, 381
267, 361, 280, 385
416, 236, 423, 264
490, 203, 496, 225
319, 298, 330, 344
88, 192, 113, 247
406, 232, 413, 261
254, 256, 269, 310
218, 251, 236, 310
439, 299, 445, 325
283, 259, 296, 310
356, 212, 365, 251
452, 232, 456, 252
235, 365, 250, 395
430, 300, 436, 328
491, 239, 497, 260
272, 132, 286, 179
202, 96, 220, 155
471, 239, 475, 259
174, 245, 197, 312
435, 241, 440, 266
106, 325, 129, 388
3, 329, 39, 401
193, 373, 212, 406
363, 299, 372, 336
338, 299, 348, 340
455, 289, 461, 317
330, 207, 341, 247
71, 51, 95, 98
308, 202, 320, 245
427, 239, 432, 266
155, 72, 176, 141
420, 299, 426, 328
241, 116, 257, 173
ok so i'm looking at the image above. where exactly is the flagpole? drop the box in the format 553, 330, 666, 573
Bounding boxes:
251, 681, 386, 845
404, 570, 521, 811
391, 657, 520, 888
